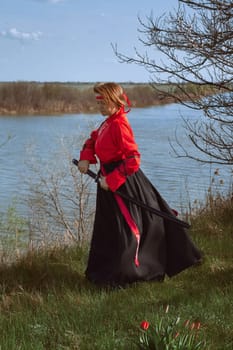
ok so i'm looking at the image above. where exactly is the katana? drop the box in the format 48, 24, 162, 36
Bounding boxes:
72, 159, 191, 229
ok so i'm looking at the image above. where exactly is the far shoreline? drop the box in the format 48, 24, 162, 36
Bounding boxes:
0, 81, 214, 116
0, 98, 176, 116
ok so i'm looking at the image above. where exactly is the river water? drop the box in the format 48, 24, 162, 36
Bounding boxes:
0, 104, 232, 217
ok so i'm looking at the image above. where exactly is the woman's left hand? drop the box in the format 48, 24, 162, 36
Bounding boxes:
100, 175, 109, 191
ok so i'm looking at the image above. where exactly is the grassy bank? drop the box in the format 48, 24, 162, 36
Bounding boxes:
0, 81, 216, 115
0, 195, 232, 349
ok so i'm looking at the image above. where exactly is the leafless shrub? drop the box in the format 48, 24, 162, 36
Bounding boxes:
25, 134, 97, 247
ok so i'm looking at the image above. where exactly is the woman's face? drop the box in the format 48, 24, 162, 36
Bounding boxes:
97, 99, 118, 117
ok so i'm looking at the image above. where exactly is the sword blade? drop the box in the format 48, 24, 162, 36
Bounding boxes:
72, 159, 190, 229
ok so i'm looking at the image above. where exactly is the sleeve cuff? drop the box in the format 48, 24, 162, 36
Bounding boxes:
79, 150, 97, 164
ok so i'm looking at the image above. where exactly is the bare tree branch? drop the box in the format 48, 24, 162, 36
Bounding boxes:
114, 0, 233, 165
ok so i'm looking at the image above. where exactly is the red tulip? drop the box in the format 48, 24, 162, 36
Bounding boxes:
140, 320, 150, 330
174, 332, 180, 339
190, 322, 195, 330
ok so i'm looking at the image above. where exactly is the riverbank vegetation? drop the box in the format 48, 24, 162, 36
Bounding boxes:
0, 81, 216, 115
0, 189, 232, 349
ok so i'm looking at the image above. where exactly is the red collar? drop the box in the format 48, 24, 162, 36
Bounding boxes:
107, 107, 126, 121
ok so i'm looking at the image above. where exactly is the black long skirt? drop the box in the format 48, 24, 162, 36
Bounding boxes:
85, 168, 202, 286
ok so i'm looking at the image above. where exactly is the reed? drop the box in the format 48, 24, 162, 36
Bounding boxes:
0, 81, 216, 115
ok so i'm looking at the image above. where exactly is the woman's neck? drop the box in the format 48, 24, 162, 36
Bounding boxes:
107, 107, 123, 118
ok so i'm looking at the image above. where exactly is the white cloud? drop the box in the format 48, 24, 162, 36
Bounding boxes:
0, 28, 43, 41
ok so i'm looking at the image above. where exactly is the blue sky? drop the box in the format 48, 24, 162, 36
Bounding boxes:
0, 0, 178, 82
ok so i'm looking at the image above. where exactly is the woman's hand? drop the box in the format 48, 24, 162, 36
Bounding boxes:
100, 175, 109, 191
78, 160, 90, 173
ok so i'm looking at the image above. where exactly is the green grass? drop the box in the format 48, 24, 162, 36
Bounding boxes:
0, 198, 232, 349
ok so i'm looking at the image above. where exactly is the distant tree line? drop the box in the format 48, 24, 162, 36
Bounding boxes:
0, 82, 93, 115
0, 81, 215, 115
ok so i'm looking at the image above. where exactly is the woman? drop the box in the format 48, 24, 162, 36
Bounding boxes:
78, 82, 201, 287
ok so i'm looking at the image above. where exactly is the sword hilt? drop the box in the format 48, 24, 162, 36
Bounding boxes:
72, 159, 99, 182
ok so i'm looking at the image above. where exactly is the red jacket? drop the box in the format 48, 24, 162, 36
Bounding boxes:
79, 107, 140, 191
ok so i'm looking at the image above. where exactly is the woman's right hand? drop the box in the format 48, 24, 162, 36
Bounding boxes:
78, 160, 90, 173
